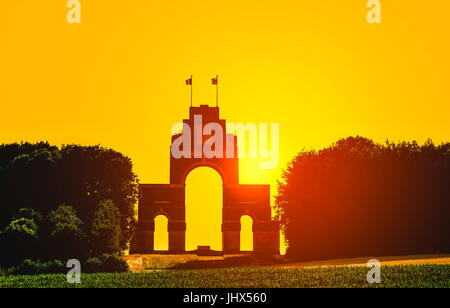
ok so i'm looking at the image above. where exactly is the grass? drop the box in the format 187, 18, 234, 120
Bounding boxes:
0, 265, 449, 288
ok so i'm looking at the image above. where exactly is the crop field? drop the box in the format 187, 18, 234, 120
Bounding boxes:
0, 265, 449, 288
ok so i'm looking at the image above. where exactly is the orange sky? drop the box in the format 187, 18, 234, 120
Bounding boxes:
1, 1, 449, 253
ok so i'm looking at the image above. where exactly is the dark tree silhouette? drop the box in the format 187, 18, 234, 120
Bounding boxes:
0, 142, 140, 266
276, 136, 450, 261
91, 199, 122, 256
46, 205, 87, 261
0, 218, 39, 267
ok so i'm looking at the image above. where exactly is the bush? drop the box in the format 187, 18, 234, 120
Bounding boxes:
83, 254, 129, 273
13, 259, 47, 275
45, 260, 65, 274
99, 254, 129, 273
84, 257, 103, 273
10, 259, 66, 275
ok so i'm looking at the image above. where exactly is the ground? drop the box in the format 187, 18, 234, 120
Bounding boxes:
1, 254, 449, 288
1, 264, 448, 288
124, 253, 450, 272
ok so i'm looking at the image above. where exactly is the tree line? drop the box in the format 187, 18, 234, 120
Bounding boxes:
2, 137, 448, 269
0, 142, 139, 272
276, 136, 450, 261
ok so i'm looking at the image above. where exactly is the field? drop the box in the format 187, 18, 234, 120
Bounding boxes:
1, 265, 449, 288
124, 253, 450, 271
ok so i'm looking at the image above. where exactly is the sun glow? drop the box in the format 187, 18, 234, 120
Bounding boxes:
1, 1, 449, 256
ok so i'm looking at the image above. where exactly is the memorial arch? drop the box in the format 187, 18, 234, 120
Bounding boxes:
130, 105, 279, 254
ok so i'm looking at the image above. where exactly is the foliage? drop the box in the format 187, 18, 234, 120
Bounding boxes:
45, 260, 66, 274
0, 142, 140, 268
48, 205, 84, 237
98, 254, 130, 273
0, 265, 448, 288
84, 254, 129, 273
10, 259, 65, 275
12, 208, 43, 224
0, 218, 39, 267
0, 142, 139, 246
4, 218, 38, 239
276, 136, 450, 260
84, 257, 103, 273
91, 200, 122, 255
46, 205, 87, 261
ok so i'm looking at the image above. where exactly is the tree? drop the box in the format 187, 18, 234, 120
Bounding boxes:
0, 218, 39, 267
0, 142, 57, 229
0, 142, 140, 255
12, 208, 43, 224
276, 136, 450, 261
57, 145, 139, 250
91, 199, 122, 255
47, 205, 87, 261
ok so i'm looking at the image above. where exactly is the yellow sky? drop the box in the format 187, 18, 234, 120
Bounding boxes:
1, 1, 449, 252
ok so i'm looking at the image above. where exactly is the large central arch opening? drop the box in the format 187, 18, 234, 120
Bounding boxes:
185, 167, 223, 251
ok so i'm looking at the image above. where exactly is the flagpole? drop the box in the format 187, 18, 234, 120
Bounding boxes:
191, 75, 193, 107
216, 74, 219, 107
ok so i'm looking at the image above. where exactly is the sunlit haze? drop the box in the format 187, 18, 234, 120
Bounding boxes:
1, 1, 449, 254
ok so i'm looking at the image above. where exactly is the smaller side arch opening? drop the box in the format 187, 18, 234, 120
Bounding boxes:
154, 214, 169, 251
240, 215, 254, 252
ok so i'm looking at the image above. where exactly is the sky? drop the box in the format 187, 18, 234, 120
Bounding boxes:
1, 1, 449, 253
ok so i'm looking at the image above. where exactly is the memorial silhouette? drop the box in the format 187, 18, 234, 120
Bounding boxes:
130, 105, 279, 254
